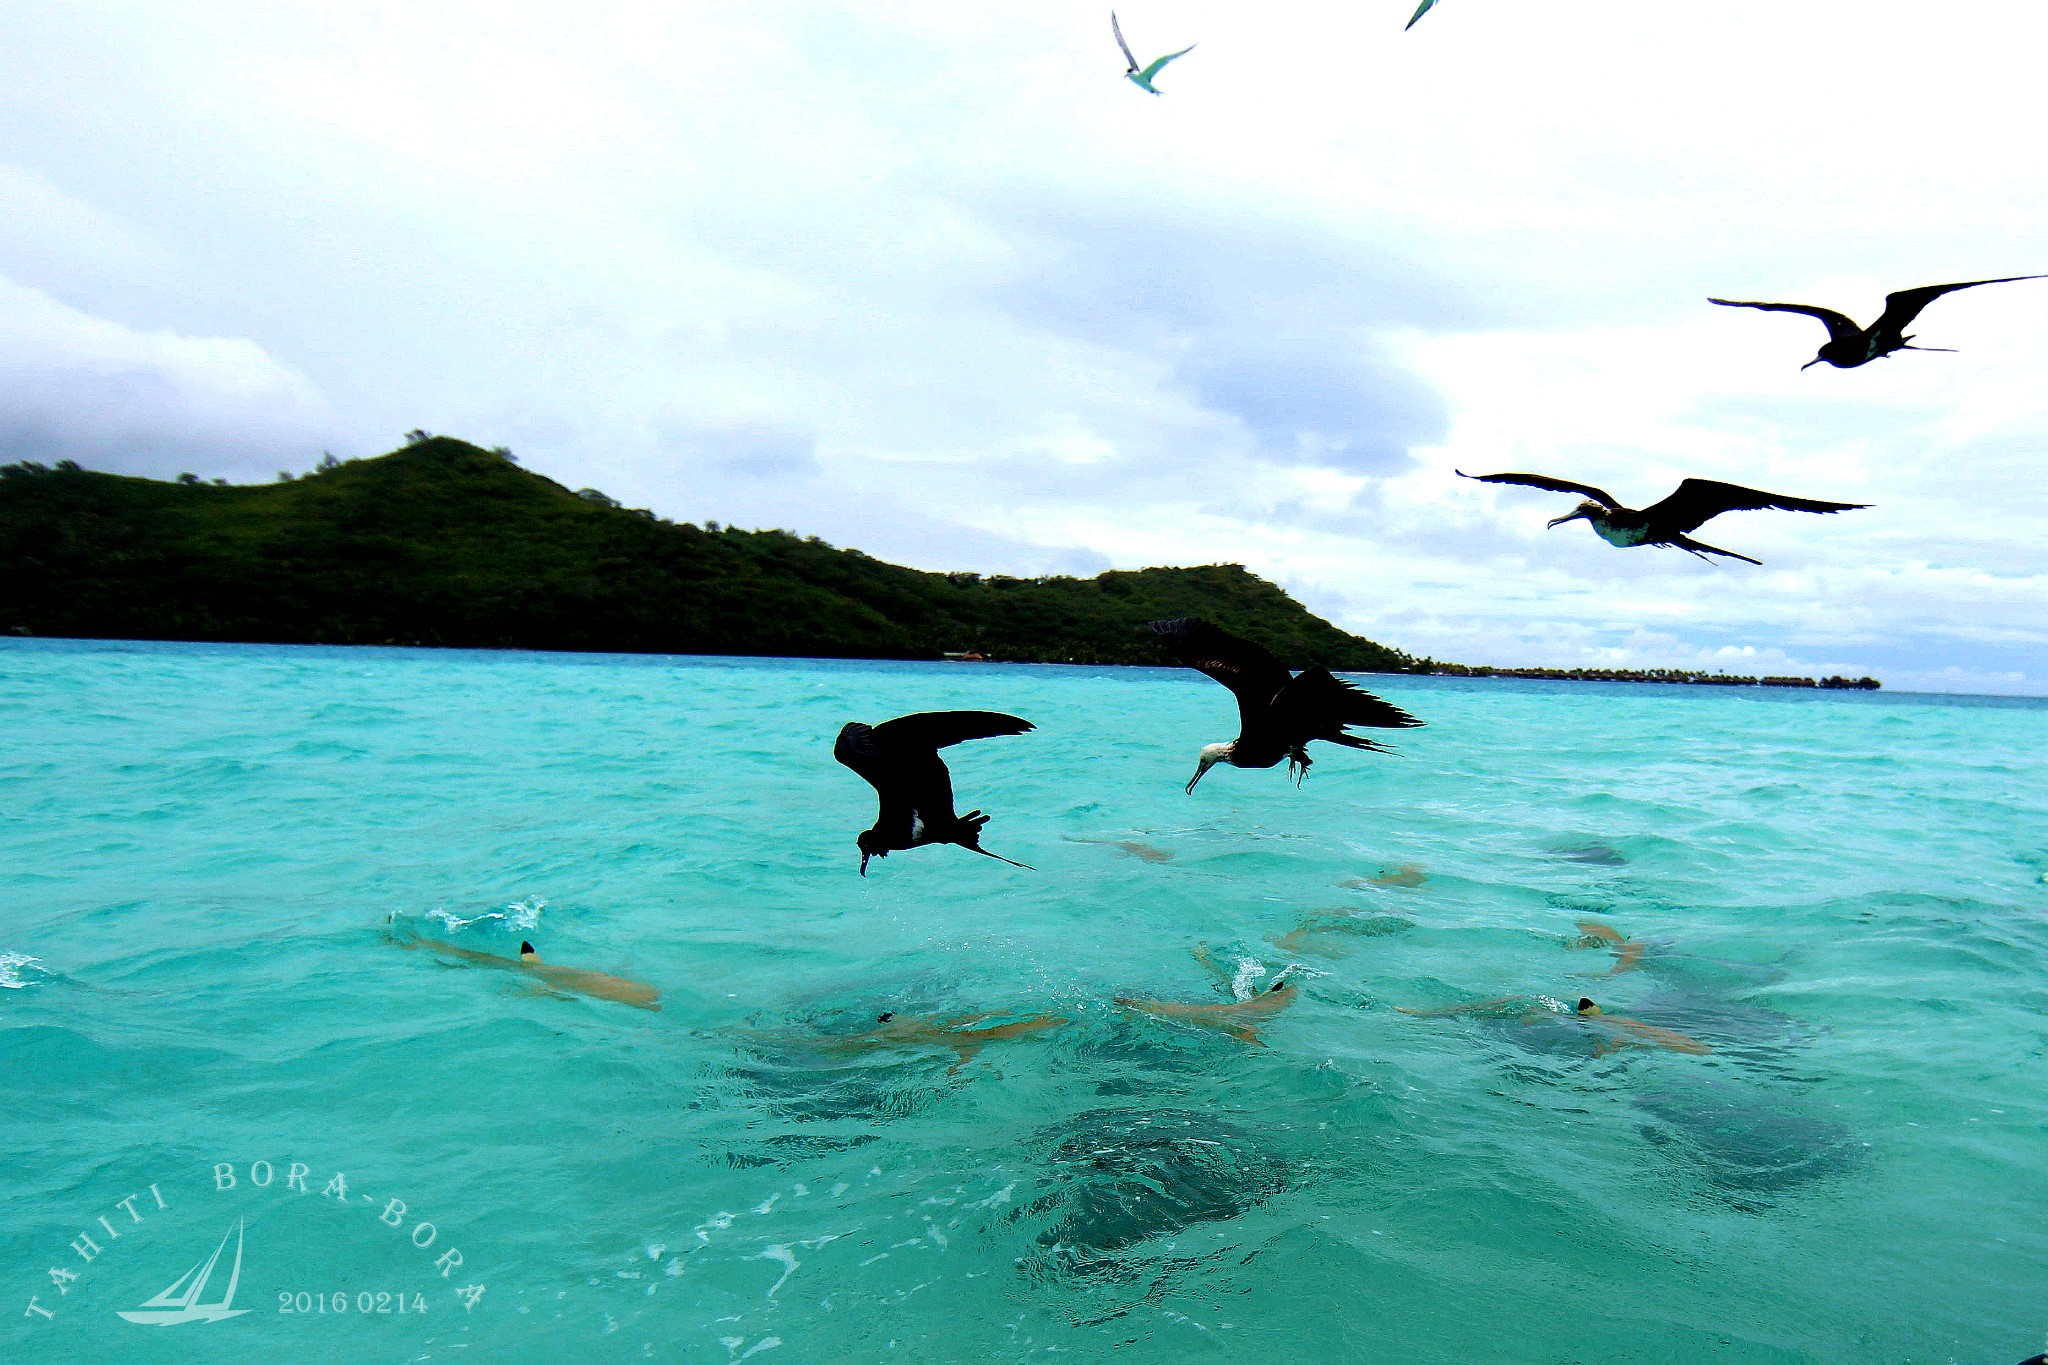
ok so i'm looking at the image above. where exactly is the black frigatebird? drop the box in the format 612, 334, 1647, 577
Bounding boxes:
1710, 276, 2043, 370
1457, 470, 1867, 565
1150, 617, 1422, 792
834, 711, 1035, 875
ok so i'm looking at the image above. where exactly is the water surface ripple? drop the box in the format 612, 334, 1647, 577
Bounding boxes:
2, 640, 2044, 1363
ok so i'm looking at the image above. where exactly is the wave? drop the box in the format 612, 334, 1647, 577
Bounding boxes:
424, 897, 547, 934
0, 952, 46, 990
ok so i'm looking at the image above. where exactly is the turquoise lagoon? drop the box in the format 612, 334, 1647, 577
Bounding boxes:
2, 639, 2045, 1363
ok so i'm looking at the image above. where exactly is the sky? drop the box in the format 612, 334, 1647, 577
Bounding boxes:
3, 0, 2046, 694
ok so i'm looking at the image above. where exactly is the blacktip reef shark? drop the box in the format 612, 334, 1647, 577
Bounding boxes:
392, 926, 662, 1011
1117, 944, 1301, 1045
741, 1010, 1069, 1076
1570, 920, 1646, 975
1111, 12, 1195, 95
1118, 979, 1299, 1046
1399, 994, 1709, 1057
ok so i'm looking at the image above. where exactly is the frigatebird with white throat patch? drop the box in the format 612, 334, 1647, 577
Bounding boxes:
1458, 470, 1867, 566
834, 711, 1035, 875
1150, 617, 1422, 792
1710, 276, 2043, 370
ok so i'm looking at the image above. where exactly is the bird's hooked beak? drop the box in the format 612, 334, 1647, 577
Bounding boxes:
1185, 755, 1216, 794
858, 851, 869, 877
1800, 356, 1824, 371
1546, 507, 1591, 529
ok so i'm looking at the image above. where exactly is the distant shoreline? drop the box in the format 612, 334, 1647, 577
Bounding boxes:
6, 626, 1879, 691
1412, 664, 1881, 691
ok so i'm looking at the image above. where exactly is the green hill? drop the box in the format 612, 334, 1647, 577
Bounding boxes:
0, 437, 1425, 671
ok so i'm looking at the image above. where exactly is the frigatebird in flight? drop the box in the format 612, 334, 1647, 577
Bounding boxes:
1150, 618, 1422, 792
834, 711, 1034, 875
1457, 471, 1867, 565
1710, 276, 2043, 370
1111, 12, 1195, 94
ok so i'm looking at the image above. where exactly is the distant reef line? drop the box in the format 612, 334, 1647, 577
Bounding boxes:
0, 435, 1875, 689
1424, 663, 1880, 691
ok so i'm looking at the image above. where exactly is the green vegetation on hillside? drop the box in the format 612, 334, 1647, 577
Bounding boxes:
0, 438, 1424, 670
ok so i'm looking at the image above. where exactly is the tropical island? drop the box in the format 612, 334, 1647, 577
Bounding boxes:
0, 436, 1878, 689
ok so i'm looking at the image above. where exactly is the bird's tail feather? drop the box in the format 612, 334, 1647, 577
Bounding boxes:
952, 811, 1035, 870
968, 845, 1035, 871
1672, 535, 1761, 566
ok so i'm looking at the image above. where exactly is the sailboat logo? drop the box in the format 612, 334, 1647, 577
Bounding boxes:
116, 1218, 252, 1326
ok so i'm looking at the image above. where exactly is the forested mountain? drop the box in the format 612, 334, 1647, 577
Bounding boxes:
0, 438, 1425, 671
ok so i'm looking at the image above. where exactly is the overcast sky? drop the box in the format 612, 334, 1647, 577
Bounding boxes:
3, 1, 2045, 693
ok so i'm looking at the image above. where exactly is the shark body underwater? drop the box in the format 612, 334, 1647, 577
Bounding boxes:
394, 931, 662, 1011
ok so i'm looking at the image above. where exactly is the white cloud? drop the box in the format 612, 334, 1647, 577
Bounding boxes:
0, 273, 336, 475
0, 0, 2043, 688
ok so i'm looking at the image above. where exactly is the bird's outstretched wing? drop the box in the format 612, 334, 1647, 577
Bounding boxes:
833, 722, 890, 791
1406, 0, 1441, 28
1708, 298, 1862, 345
1640, 479, 1868, 534
870, 711, 1034, 752
1456, 469, 1621, 509
834, 721, 913, 838
839, 715, 1017, 840
1139, 44, 1195, 84
1150, 617, 1293, 735
1873, 276, 2045, 334
1110, 11, 1139, 69
1274, 668, 1423, 752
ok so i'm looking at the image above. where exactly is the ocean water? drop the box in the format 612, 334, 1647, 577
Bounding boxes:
2, 638, 2045, 1365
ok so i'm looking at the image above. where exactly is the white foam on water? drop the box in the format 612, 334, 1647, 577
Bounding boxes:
757, 1246, 798, 1298
1230, 956, 1264, 1001
425, 897, 547, 933
969, 1181, 1015, 1209
0, 952, 43, 990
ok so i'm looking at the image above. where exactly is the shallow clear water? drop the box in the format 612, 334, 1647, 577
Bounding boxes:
3, 639, 2046, 1364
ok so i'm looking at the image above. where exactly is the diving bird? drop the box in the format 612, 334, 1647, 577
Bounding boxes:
1457, 470, 1867, 565
1111, 12, 1195, 94
1406, 0, 1441, 27
1710, 276, 2043, 370
834, 711, 1035, 875
1150, 617, 1422, 792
